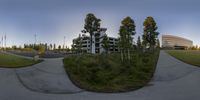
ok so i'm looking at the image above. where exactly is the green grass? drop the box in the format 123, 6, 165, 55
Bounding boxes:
63, 50, 160, 92
0, 53, 41, 68
166, 50, 200, 67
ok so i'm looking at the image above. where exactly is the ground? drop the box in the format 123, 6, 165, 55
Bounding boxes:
166, 50, 200, 67
0, 51, 200, 100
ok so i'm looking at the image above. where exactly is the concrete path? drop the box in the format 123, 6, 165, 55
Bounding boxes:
0, 51, 200, 100
15, 58, 82, 94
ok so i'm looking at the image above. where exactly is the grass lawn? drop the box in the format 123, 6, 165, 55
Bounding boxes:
166, 50, 200, 67
0, 52, 41, 68
63, 50, 160, 92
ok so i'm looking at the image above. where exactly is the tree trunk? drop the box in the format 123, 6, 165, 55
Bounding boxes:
128, 49, 130, 61
123, 49, 126, 61
121, 49, 123, 62
150, 44, 154, 52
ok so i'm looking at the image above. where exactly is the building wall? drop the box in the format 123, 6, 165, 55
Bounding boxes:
162, 35, 193, 49
72, 28, 119, 54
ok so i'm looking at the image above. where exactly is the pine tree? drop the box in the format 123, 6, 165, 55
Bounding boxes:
142, 16, 159, 51
82, 13, 101, 54
137, 36, 142, 50
118, 16, 136, 61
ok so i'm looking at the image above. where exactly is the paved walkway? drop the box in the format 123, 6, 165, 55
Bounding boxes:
15, 58, 82, 94
0, 51, 200, 100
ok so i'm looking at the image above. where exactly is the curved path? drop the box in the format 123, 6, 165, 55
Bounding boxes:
0, 51, 200, 100
15, 58, 82, 94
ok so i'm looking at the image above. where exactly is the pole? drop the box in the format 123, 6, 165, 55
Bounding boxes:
34, 34, 37, 45
34, 34, 37, 49
5, 33, 6, 50
63, 36, 66, 49
2, 36, 3, 49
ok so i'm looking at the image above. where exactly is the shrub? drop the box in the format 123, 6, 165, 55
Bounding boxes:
63, 50, 160, 92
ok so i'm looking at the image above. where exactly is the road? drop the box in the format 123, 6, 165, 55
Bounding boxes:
0, 51, 200, 100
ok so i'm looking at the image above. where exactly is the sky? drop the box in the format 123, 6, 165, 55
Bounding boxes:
0, 0, 200, 48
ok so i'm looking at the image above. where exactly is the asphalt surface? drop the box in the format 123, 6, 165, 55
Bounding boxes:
15, 58, 82, 94
0, 51, 200, 100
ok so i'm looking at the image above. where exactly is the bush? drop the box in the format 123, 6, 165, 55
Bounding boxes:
64, 50, 160, 92
38, 46, 45, 55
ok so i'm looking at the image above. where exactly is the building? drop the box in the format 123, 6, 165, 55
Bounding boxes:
72, 28, 119, 54
162, 35, 193, 49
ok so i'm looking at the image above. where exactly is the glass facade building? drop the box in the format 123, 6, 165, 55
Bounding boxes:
162, 35, 193, 49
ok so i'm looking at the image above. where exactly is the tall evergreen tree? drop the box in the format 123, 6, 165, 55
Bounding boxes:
137, 36, 142, 50
82, 13, 101, 54
142, 16, 159, 50
118, 16, 136, 61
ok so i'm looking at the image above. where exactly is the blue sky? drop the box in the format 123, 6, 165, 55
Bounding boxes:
0, 0, 200, 48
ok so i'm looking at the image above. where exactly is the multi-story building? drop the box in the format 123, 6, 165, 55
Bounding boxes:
72, 28, 119, 54
162, 35, 193, 49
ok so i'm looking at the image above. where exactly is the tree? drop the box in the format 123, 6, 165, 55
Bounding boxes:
24, 44, 27, 48
53, 44, 56, 50
74, 34, 83, 53
58, 45, 61, 50
71, 44, 76, 53
45, 43, 48, 50
50, 44, 53, 50
38, 45, 45, 55
156, 39, 160, 48
12, 45, 17, 50
137, 36, 142, 50
101, 34, 109, 53
142, 16, 159, 51
82, 13, 101, 54
118, 16, 136, 61
66, 46, 70, 52
192, 45, 199, 50
195, 45, 198, 50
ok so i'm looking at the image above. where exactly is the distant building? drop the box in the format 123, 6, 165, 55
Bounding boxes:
72, 28, 119, 54
162, 35, 193, 49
